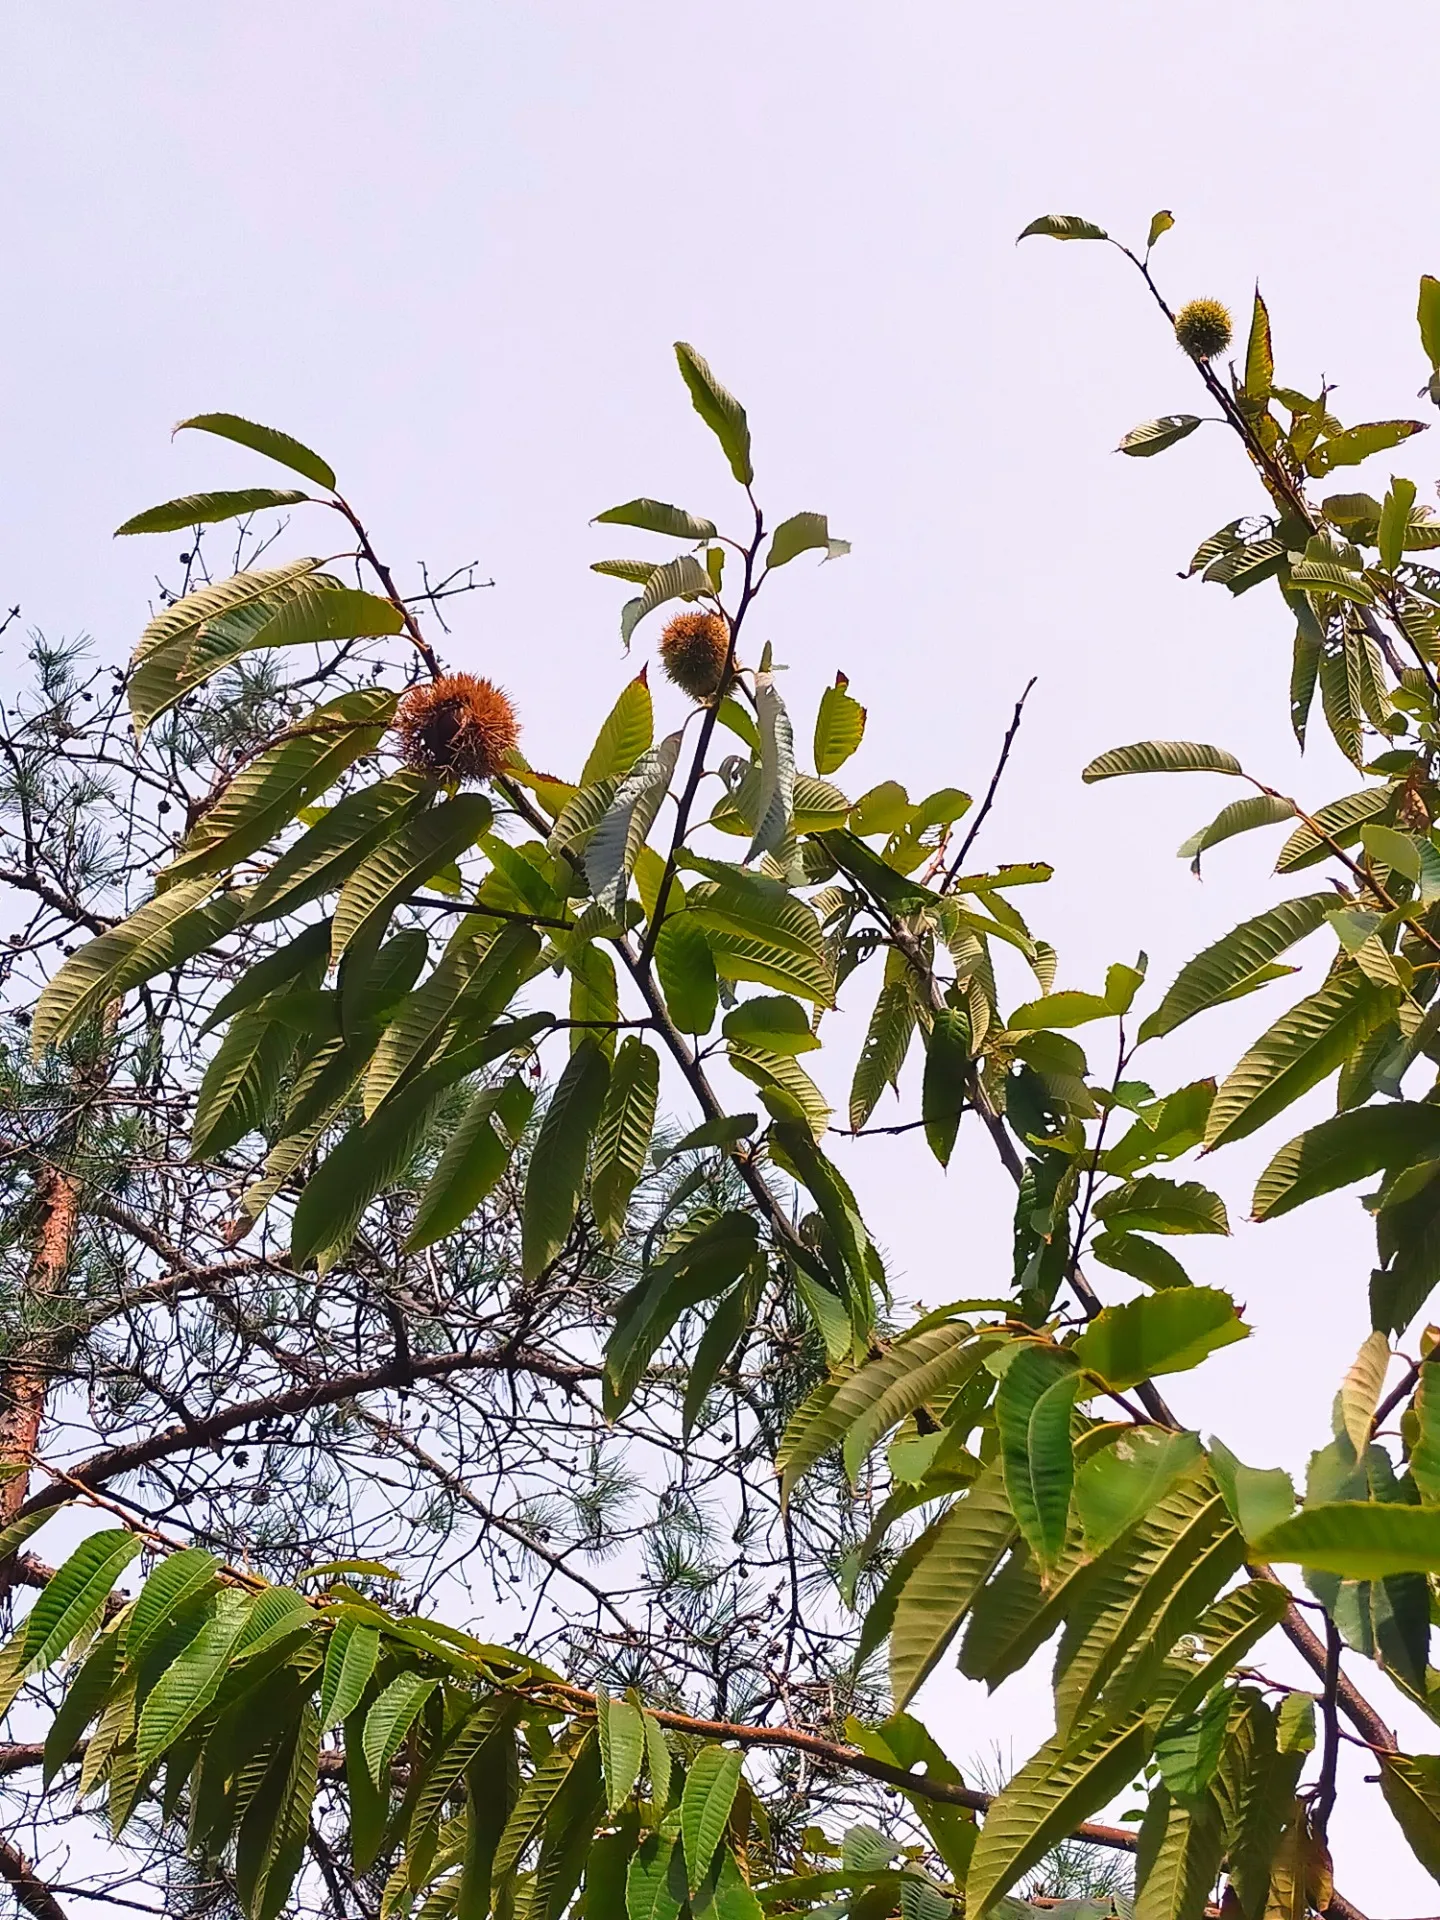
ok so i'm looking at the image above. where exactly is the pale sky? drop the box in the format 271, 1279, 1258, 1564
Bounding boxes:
5, 3, 1440, 1904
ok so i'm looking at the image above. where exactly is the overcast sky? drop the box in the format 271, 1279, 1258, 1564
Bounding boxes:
5, 3, 1440, 1904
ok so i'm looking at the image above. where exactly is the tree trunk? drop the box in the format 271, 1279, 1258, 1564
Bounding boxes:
1, 1162, 80, 1530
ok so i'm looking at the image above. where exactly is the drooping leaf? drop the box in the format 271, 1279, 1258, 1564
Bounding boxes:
116, 487, 311, 535
33, 880, 246, 1056
1081, 740, 1243, 783
1074, 1288, 1248, 1392
586, 733, 684, 906
591, 1037, 660, 1241
888, 1460, 1016, 1707
364, 921, 539, 1116
190, 1003, 297, 1160
596, 1688, 647, 1814
680, 1745, 744, 1893
606, 1212, 760, 1418
1138, 894, 1333, 1042
995, 1345, 1081, 1576
921, 1007, 969, 1168
135, 1590, 255, 1769
362, 1672, 439, 1784
174, 411, 337, 489
522, 1039, 612, 1279
747, 666, 795, 864
1378, 1752, 1440, 1875
627, 1831, 686, 1920
407, 1075, 534, 1251
654, 913, 718, 1034
674, 343, 753, 486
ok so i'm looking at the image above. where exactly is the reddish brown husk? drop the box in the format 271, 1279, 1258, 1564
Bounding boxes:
659, 611, 730, 700
393, 674, 520, 783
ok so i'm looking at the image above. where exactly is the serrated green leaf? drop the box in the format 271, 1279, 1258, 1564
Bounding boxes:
605, 1211, 760, 1418
244, 772, 430, 922
318, 1620, 380, 1731
1076, 1429, 1204, 1554
680, 1745, 743, 1893
116, 487, 310, 536
522, 1039, 611, 1279
1117, 415, 1203, 457
1379, 1752, 1440, 1874
1007, 989, 1115, 1030
190, 1004, 296, 1160
1305, 418, 1427, 475
175, 411, 337, 489
1276, 786, 1392, 872
922, 1006, 969, 1168
1177, 793, 1295, 869
362, 1671, 438, 1784
136, 1589, 254, 1769
996, 1345, 1081, 1576
848, 980, 916, 1131
1205, 972, 1398, 1148
1092, 1176, 1228, 1237
1090, 1232, 1192, 1291
1138, 894, 1333, 1043
627, 1831, 686, 1920
581, 674, 655, 787
592, 1037, 660, 1241
1254, 1500, 1440, 1574
33, 878, 243, 1055
1017, 213, 1109, 241
163, 690, 394, 891
594, 498, 718, 540
1082, 740, 1243, 782
595, 1688, 647, 1814
722, 994, 818, 1056
125, 1548, 220, 1662
655, 913, 718, 1034
965, 1715, 1147, 1915
586, 733, 683, 905
331, 793, 493, 963
813, 673, 866, 776
1073, 1288, 1248, 1391
747, 668, 795, 864
364, 921, 538, 1116
675, 344, 752, 486
888, 1460, 1016, 1707
1253, 1101, 1440, 1220
767, 512, 848, 568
